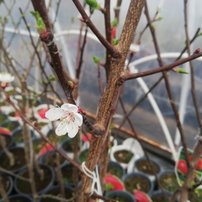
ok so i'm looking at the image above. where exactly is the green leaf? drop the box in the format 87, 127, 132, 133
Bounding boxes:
48, 75, 56, 82
85, 0, 99, 10
92, 56, 101, 64
111, 18, 118, 27
30, 11, 46, 33
112, 38, 119, 45
198, 32, 202, 37
175, 68, 189, 74
105, 183, 114, 191
156, 16, 163, 21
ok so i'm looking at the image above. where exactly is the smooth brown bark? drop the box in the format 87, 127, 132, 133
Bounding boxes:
81, 0, 145, 199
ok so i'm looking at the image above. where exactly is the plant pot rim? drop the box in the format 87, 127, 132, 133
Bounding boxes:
107, 161, 125, 177
0, 146, 26, 173
158, 169, 176, 177
8, 194, 33, 202
134, 157, 161, 181
110, 144, 142, 169
14, 164, 55, 196
151, 190, 172, 201
12, 128, 38, 147
39, 185, 75, 202
0, 132, 13, 151
105, 190, 135, 202
123, 172, 153, 195
157, 169, 178, 193
38, 150, 66, 167
0, 120, 21, 134
0, 174, 13, 200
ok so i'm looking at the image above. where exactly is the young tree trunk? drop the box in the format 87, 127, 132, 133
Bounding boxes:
81, 0, 145, 200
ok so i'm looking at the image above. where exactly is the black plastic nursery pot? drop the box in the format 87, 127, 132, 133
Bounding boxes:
123, 172, 153, 194
158, 170, 179, 193
15, 164, 55, 196
107, 161, 125, 179
114, 149, 134, 164
8, 194, 33, 202
151, 190, 172, 202
39, 185, 76, 202
0, 174, 13, 201
105, 190, 135, 202
189, 190, 202, 202
1, 120, 20, 132
60, 163, 81, 187
134, 157, 161, 178
188, 188, 202, 202
0, 146, 26, 173
12, 129, 37, 146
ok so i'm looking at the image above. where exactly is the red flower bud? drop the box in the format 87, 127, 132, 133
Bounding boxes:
111, 27, 117, 40
177, 160, 188, 174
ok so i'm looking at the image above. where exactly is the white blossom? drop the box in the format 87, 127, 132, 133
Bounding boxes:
45, 103, 83, 138
0, 72, 15, 83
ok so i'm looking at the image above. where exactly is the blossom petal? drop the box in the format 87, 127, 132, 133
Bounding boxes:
74, 113, 83, 126
61, 103, 78, 113
0, 72, 14, 83
55, 119, 69, 136
45, 107, 64, 121
66, 123, 79, 138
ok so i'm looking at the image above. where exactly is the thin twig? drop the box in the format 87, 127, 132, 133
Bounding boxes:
72, 0, 121, 58
143, 1, 190, 168
19, 8, 63, 102
120, 27, 201, 128
76, 25, 88, 79
183, 0, 202, 133
121, 51, 202, 81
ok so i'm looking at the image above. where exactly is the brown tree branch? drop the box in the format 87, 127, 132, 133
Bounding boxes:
120, 51, 202, 81
104, 0, 112, 78
81, 0, 145, 199
40, 32, 76, 101
30, 0, 76, 103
